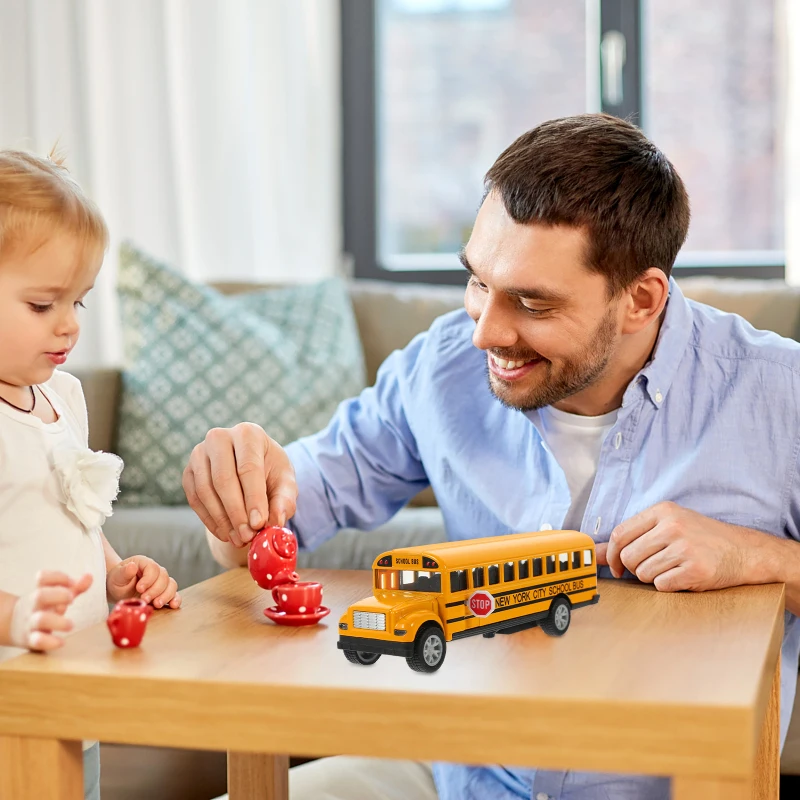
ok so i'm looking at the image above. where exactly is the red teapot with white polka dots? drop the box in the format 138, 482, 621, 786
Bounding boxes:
248, 525, 300, 590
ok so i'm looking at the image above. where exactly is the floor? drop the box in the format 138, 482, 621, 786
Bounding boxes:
101, 743, 800, 799
100, 745, 227, 800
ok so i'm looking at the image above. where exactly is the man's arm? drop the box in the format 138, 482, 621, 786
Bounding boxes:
598, 502, 800, 615
207, 527, 248, 569
190, 332, 431, 560
748, 532, 800, 616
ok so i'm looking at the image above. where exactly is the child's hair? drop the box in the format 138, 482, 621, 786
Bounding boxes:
0, 147, 108, 263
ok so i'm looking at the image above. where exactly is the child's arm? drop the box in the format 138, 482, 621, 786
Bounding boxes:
0, 572, 93, 651
101, 531, 182, 609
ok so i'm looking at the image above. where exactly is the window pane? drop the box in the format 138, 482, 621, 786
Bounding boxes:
643, 0, 783, 256
377, 0, 589, 266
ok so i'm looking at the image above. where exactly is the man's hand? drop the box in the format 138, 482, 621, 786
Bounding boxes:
596, 502, 749, 592
10, 571, 93, 652
107, 556, 181, 608
182, 423, 298, 548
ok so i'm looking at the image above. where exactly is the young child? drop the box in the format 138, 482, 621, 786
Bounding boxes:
0, 149, 181, 799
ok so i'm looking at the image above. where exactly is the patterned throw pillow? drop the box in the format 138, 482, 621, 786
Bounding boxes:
115, 243, 366, 506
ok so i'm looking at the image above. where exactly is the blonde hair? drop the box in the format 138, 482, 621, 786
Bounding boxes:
0, 147, 108, 263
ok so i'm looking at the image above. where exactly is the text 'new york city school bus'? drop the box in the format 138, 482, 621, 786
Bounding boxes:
337, 530, 599, 672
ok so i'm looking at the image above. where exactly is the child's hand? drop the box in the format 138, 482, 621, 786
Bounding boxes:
106, 556, 181, 609
10, 571, 93, 652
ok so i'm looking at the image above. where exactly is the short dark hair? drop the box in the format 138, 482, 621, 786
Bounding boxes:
483, 113, 690, 294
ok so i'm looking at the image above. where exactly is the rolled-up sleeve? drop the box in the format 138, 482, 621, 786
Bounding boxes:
285, 333, 430, 551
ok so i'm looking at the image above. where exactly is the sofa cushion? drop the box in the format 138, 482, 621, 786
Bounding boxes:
115, 243, 366, 505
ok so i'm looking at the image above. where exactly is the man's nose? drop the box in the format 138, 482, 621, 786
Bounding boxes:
472, 297, 517, 351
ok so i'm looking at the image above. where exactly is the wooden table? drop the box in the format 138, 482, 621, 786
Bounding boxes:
0, 569, 784, 800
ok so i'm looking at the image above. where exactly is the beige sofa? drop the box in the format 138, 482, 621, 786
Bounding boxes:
72, 275, 800, 772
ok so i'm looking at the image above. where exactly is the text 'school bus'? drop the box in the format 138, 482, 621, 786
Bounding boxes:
337, 530, 599, 673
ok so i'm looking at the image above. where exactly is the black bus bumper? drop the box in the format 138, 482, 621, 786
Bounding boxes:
338, 635, 414, 658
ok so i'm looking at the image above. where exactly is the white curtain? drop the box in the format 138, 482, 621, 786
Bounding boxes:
0, 0, 342, 367
786, 0, 800, 285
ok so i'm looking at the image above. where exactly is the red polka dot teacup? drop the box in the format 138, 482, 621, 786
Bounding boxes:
271, 581, 323, 615
107, 598, 153, 648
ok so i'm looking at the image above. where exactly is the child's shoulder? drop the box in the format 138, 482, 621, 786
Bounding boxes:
44, 371, 88, 436
45, 370, 85, 405
46, 369, 83, 394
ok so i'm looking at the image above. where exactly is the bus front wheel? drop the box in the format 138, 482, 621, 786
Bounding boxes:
343, 649, 381, 666
407, 625, 446, 673
541, 596, 571, 637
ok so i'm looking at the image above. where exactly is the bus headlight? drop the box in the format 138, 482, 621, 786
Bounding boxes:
394, 629, 407, 637
339, 623, 348, 630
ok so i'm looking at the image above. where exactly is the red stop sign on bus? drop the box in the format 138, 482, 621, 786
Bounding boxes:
468, 590, 495, 617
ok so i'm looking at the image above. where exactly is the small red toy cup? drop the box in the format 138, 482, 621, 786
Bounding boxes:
272, 581, 323, 615
248, 526, 299, 590
107, 598, 153, 648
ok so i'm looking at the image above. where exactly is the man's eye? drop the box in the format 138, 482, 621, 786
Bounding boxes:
520, 303, 552, 316
468, 276, 488, 291
29, 303, 52, 313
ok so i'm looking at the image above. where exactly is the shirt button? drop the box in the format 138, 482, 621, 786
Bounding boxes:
540, 523, 553, 531
655, 389, 663, 403
536, 793, 551, 800
614, 431, 622, 449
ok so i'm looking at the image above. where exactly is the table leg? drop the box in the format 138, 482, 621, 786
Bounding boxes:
0, 736, 82, 799
228, 751, 289, 800
754, 652, 781, 800
672, 777, 750, 799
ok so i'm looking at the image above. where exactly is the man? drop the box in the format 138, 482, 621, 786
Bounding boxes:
185, 114, 800, 800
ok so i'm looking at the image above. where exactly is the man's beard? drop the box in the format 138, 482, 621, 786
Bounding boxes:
486, 309, 618, 412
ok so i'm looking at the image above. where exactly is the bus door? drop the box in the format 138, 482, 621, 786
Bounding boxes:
445, 567, 482, 636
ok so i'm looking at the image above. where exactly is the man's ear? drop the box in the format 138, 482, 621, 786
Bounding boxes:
620, 268, 670, 335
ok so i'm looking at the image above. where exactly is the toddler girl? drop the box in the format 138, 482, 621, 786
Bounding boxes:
0, 149, 181, 800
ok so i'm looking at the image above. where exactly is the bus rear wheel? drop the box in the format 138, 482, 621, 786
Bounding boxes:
541, 596, 571, 637
343, 649, 381, 666
407, 625, 446, 673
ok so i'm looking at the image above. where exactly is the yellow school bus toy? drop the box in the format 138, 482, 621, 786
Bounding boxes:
337, 530, 598, 672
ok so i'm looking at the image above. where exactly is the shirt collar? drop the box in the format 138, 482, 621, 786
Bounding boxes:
623, 276, 693, 409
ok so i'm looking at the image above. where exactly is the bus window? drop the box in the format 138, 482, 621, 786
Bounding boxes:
546, 555, 556, 575
559, 553, 570, 571
450, 570, 468, 593
518, 559, 530, 580
583, 549, 593, 566
399, 571, 442, 593
504, 561, 515, 582
533, 557, 543, 577
375, 569, 400, 590
488, 564, 500, 585
472, 567, 485, 588
573, 551, 581, 569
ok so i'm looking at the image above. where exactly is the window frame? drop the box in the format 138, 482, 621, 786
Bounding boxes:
341, 0, 784, 283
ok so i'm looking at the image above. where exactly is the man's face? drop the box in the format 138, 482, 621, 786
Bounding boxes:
463, 192, 622, 412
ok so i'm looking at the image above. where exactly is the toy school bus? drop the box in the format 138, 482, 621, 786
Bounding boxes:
337, 530, 599, 673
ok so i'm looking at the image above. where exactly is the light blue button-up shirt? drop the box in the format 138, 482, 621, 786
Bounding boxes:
287, 280, 800, 800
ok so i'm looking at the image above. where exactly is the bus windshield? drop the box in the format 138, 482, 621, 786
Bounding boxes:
375, 569, 442, 593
